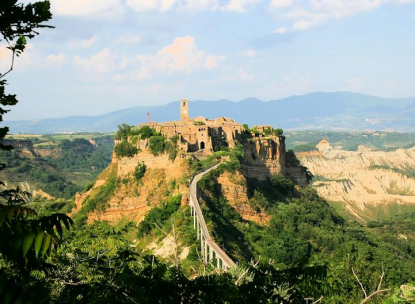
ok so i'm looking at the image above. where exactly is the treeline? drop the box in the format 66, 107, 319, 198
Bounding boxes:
0, 135, 114, 198
114, 123, 179, 160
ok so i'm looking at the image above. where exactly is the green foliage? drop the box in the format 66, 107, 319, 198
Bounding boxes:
114, 140, 138, 158
114, 123, 131, 140
139, 125, 155, 139
193, 121, 204, 125
83, 181, 94, 192
149, 135, 167, 156
268, 174, 296, 196
134, 161, 146, 181
114, 124, 158, 141
274, 128, 284, 136
27, 197, 75, 216
167, 135, 179, 161
286, 130, 415, 152
137, 194, 181, 237
74, 172, 118, 226
0, 134, 113, 198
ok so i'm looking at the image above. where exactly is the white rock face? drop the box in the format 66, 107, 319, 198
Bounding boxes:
297, 146, 415, 221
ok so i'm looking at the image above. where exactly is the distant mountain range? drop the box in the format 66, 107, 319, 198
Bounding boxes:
5, 91, 415, 134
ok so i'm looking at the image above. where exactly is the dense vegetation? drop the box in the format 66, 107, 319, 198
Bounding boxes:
0, 134, 113, 198
1, 2, 415, 301
193, 146, 415, 303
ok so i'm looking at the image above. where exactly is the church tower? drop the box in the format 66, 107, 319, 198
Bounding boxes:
180, 99, 189, 121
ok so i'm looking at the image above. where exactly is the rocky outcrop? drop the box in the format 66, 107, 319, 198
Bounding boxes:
1, 139, 37, 157
297, 146, 415, 221
242, 136, 285, 180
217, 171, 270, 224
35, 148, 62, 157
241, 135, 308, 186
79, 151, 191, 223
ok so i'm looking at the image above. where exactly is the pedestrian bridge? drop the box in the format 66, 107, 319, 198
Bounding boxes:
188, 163, 236, 269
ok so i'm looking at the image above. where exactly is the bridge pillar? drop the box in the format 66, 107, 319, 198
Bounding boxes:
209, 246, 213, 262
196, 218, 199, 239
204, 241, 208, 264
193, 210, 196, 229
217, 257, 220, 269
200, 234, 204, 260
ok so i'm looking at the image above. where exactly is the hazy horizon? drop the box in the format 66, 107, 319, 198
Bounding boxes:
2, 0, 415, 121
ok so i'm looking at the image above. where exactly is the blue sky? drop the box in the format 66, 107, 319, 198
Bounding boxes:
2, 0, 415, 120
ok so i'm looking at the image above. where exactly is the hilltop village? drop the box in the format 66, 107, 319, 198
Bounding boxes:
73, 99, 308, 224
140, 99, 262, 153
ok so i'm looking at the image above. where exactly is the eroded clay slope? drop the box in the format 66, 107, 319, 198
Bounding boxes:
297, 146, 415, 221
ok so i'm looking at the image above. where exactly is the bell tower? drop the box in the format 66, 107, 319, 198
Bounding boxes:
180, 99, 189, 121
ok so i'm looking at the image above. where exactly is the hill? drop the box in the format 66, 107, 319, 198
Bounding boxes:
0, 133, 114, 199
6, 91, 415, 133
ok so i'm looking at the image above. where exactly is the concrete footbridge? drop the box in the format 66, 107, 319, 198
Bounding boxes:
189, 162, 236, 270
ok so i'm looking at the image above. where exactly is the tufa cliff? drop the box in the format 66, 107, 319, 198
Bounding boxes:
72, 100, 308, 225
297, 143, 415, 222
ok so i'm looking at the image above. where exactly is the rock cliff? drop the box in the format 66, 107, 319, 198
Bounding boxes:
74, 134, 308, 225
297, 146, 415, 221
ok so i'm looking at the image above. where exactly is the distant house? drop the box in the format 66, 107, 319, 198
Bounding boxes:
316, 138, 331, 151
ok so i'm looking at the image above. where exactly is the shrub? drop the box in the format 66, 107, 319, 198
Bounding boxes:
268, 174, 296, 196
149, 136, 167, 156
114, 123, 132, 140
84, 182, 95, 192
134, 161, 146, 181
140, 126, 155, 139
114, 141, 138, 158
274, 128, 284, 136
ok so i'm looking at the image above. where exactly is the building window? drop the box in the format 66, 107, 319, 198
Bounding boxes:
183, 101, 186, 107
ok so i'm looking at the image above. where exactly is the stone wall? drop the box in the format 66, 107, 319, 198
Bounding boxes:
242, 136, 286, 180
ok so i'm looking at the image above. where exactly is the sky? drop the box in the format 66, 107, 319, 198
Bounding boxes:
1, 0, 415, 120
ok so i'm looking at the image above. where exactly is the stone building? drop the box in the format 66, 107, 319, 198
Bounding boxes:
139, 99, 244, 153
316, 138, 331, 151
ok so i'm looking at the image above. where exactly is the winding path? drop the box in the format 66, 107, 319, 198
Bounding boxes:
189, 162, 236, 269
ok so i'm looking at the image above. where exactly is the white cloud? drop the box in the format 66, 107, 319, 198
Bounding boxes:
52, 0, 124, 18
68, 36, 98, 50
220, 68, 254, 82
183, 0, 219, 11
74, 48, 121, 73
133, 36, 223, 79
239, 50, 257, 57
283, 0, 387, 31
204, 55, 225, 69
126, 0, 176, 12
0, 47, 12, 72
116, 34, 142, 44
161, 0, 176, 11
223, 0, 261, 12
47, 53, 65, 63
347, 77, 369, 90
274, 27, 288, 33
126, 0, 159, 11
240, 69, 254, 81
269, 0, 294, 9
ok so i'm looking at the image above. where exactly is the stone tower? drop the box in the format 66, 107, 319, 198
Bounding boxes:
180, 99, 189, 121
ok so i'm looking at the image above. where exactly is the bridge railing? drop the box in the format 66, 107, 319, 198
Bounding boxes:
188, 160, 236, 269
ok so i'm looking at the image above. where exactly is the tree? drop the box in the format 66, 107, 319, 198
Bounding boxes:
149, 136, 167, 156
274, 128, 284, 136
114, 123, 132, 140
0, 2, 73, 302
134, 161, 146, 181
